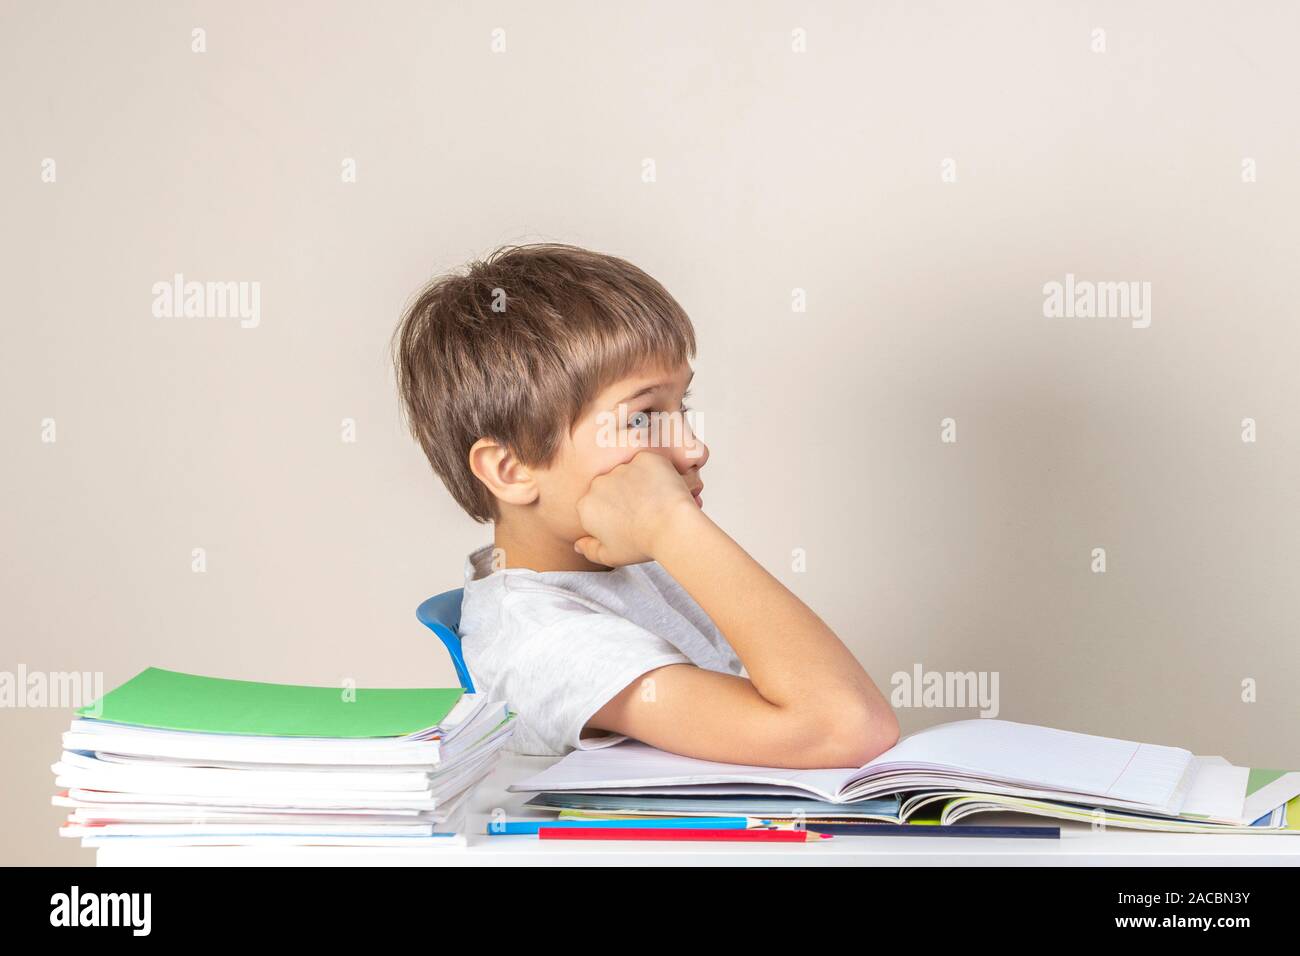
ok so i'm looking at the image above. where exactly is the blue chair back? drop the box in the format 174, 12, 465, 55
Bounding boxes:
416, 588, 475, 693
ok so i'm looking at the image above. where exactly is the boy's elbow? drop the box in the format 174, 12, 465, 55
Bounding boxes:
824, 703, 899, 767
867, 707, 901, 759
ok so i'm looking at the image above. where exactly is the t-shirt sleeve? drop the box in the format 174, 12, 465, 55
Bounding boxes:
473, 600, 691, 756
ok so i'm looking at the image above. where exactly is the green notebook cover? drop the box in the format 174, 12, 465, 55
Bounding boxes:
75, 667, 465, 738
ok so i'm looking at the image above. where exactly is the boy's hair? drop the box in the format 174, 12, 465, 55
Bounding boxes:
393, 243, 696, 522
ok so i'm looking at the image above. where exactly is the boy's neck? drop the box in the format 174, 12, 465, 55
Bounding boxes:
493, 519, 611, 573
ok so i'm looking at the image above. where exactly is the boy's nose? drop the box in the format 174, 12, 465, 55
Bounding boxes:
669, 423, 708, 473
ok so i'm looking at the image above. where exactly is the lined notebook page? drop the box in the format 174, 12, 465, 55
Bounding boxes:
507, 741, 858, 802
854, 719, 1194, 811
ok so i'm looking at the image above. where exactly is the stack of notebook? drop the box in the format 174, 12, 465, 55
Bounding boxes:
53, 667, 516, 848
509, 719, 1300, 833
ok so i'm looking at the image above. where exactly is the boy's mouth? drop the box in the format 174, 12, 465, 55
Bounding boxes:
688, 482, 704, 508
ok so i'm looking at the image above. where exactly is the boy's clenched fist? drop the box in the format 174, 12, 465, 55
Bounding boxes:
573, 452, 703, 567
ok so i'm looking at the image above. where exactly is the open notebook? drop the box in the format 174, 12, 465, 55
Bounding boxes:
510, 719, 1300, 832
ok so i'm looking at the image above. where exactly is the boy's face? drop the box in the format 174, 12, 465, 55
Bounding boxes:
532, 361, 708, 545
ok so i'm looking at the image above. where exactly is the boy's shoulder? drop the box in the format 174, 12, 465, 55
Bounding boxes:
456, 544, 743, 676
462, 546, 670, 634
452, 545, 744, 757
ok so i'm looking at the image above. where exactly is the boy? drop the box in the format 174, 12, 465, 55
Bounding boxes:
393, 243, 899, 768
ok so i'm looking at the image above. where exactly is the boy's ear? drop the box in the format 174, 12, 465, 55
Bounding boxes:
468, 438, 540, 507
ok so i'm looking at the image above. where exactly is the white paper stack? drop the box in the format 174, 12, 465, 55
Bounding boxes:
52, 667, 516, 848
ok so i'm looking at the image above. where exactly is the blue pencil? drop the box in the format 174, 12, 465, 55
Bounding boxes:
486, 816, 758, 835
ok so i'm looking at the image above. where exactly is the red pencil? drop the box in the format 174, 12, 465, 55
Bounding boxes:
537, 827, 831, 843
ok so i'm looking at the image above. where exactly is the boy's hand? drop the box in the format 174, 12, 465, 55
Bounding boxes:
574, 452, 701, 567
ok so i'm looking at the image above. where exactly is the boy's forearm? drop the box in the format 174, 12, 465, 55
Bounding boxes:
651, 504, 890, 720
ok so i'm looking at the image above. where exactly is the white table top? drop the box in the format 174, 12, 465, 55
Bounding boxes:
96, 752, 1300, 867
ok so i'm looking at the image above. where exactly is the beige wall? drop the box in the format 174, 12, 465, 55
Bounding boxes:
3, 1, 1298, 864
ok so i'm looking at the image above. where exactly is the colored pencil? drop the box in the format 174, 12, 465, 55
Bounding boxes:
488, 816, 757, 835
544, 812, 1057, 838
537, 826, 831, 843
806, 823, 1059, 838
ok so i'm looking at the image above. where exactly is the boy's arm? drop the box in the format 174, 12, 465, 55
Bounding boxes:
577, 454, 899, 769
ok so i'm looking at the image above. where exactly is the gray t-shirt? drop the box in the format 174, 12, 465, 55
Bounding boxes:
458, 544, 745, 756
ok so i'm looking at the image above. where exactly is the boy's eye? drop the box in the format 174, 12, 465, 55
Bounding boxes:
627, 411, 651, 429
